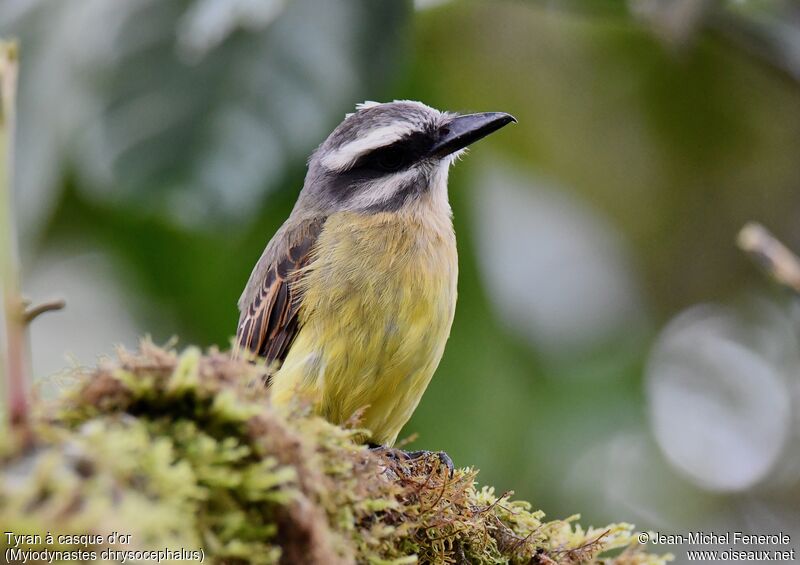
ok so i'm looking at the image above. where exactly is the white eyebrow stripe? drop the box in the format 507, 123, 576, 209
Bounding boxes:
321, 124, 417, 171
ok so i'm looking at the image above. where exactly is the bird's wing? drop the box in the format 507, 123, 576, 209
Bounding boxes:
236, 217, 325, 364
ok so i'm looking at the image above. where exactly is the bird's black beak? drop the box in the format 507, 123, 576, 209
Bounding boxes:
429, 112, 516, 159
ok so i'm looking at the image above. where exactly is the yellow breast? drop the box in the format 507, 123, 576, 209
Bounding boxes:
270, 209, 457, 445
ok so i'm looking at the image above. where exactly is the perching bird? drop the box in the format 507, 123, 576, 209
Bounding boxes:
236, 100, 515, 448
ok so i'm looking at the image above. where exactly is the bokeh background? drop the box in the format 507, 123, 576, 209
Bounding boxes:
4, 0, 800, 560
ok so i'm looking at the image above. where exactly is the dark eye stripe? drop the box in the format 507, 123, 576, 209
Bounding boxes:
351, 132, 433, 174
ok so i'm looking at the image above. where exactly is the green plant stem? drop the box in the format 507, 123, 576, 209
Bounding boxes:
0, 40, 30, 441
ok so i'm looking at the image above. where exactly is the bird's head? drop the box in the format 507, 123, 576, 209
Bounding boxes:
298, 100, 515, 214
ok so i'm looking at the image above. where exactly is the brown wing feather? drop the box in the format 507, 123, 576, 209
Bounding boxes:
236, 217, 324, 365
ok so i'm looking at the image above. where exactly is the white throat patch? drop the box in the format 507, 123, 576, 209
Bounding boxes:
346, 168, 420, 211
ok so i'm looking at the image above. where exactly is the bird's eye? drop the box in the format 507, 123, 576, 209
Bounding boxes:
349, 134, 432, 174
375, 147, 407, 172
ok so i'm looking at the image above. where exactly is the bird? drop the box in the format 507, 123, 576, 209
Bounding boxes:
235, 100, 515, 452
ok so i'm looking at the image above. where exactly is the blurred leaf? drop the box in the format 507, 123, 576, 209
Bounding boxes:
1, 0, 411, 236
629, 0, 714, 46
471, 163, 649, 363
631, 0, 800, 81
714, 0, 800, 81
646, 299, 796, 492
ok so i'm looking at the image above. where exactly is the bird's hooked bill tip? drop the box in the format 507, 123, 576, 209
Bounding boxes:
429, 111, 516, 159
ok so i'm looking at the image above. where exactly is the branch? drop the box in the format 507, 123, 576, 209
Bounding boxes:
23, 298, 66, 324
737, 222, 800, 295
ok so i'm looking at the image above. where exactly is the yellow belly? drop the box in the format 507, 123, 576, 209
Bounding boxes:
270, 210, 457, 445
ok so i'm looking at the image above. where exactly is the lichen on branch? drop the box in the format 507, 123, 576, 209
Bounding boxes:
1, 341, 670, 564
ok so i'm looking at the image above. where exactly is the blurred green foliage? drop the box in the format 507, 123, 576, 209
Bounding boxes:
5, 0, 800, 543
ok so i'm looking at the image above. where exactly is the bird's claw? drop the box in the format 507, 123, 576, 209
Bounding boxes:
369, 445, 454, 476
404, 449, 454, 475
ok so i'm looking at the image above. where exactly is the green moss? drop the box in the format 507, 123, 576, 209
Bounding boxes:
1, 341, 671, 564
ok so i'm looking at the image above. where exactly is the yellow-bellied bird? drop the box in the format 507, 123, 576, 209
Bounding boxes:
236, 101, 515, 448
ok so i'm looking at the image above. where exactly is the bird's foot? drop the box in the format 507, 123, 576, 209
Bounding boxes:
369, 445, 454, 476
404, 449, 454, 475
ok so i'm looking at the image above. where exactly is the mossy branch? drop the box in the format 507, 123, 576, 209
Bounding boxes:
1, 341, 671, 564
